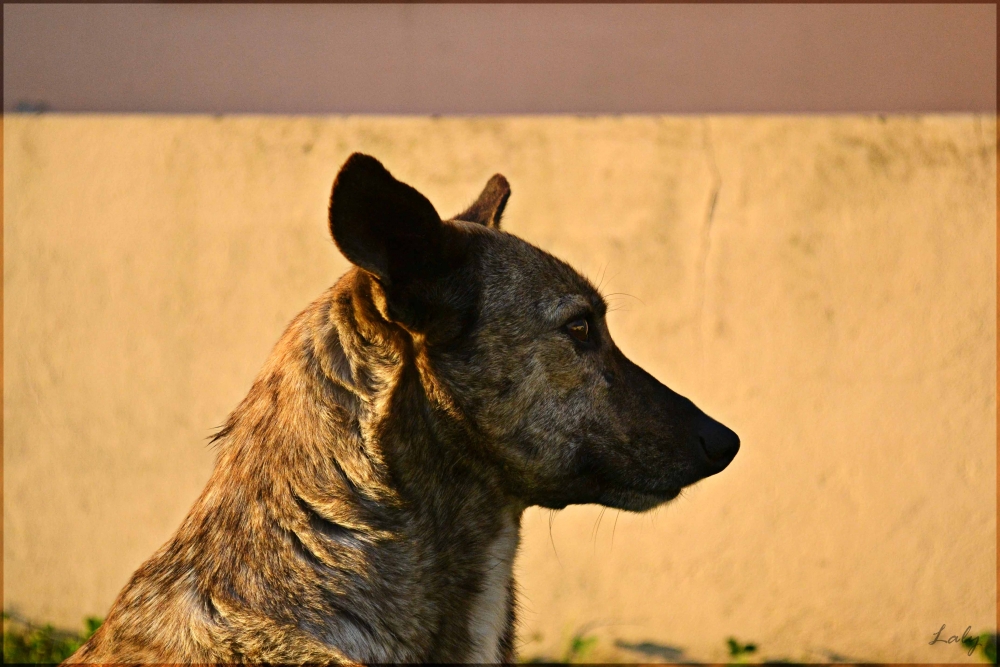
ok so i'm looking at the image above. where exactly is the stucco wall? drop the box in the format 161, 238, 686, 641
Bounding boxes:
4, 115, 996, 662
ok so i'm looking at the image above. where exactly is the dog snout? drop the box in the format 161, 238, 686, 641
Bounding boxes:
696, 415, 740, 471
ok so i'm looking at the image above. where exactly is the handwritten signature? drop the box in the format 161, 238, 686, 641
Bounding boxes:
929, 624, 978, 656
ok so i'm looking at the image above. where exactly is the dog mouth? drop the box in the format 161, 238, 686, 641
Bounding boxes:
598, 486, 681, 512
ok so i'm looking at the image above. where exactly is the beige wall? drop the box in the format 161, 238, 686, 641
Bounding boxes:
3, 115, 996, 663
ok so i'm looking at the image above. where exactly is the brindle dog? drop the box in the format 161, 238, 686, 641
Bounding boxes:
66, 153, 739, 664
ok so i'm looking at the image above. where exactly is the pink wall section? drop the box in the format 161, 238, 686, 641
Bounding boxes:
3, 4, 996, 114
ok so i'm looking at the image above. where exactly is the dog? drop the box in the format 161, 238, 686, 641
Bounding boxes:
66, 153, 739, 664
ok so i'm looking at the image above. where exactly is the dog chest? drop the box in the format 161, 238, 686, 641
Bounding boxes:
464, 513, 519, 663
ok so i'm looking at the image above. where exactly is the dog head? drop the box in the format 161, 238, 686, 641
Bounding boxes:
329, 153, 739, 512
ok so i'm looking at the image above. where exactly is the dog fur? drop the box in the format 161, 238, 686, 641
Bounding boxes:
66, 154, 739, 664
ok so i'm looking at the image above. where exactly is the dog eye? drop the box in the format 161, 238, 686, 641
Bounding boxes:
566, 318, 589, 343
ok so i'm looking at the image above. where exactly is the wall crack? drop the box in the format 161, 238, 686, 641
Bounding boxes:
696, 118, 722, 359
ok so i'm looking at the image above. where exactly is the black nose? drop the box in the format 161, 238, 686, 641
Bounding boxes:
697, 417, 740, 469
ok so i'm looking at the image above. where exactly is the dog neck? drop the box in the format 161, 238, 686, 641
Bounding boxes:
196, 269, 521, 661
326, 270, 511, 509
320, 269, 523, 661
211, 268, 518, 528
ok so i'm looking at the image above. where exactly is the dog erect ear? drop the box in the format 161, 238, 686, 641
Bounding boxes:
454, 174, 510, 229
329, 153, 447, 286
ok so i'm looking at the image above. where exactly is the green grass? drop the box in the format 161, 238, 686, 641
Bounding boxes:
963, 631, 999, 665
561, 632, 598, 663
727, 636, 758, 663
2, 612, 101, 664
521, 629, 599, 663
4, 610, 997, 665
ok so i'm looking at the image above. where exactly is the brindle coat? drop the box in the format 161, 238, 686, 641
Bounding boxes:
66, 154, 739, 664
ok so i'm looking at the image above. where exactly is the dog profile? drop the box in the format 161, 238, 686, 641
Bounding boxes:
66, 153, 739, 664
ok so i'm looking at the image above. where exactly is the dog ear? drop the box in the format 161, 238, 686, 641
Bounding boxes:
329, 153, 446, 287
454, 174, 510, 229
